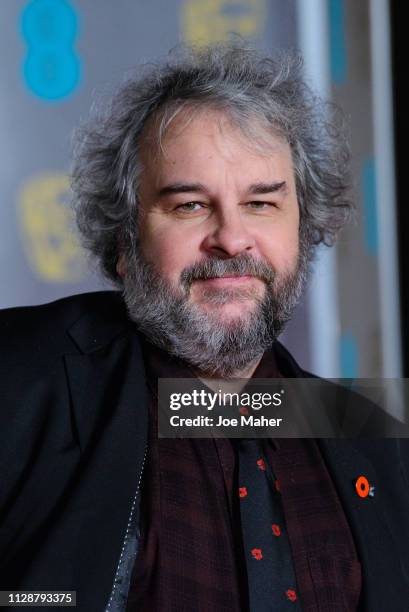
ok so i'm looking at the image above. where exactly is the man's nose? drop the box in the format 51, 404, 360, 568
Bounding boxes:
201, 208, 256, 258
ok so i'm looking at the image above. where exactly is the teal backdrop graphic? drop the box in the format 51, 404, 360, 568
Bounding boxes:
21, 0, 81, 101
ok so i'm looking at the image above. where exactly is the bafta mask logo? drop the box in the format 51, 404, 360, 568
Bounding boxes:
18, 173, 86, 282
181, 0, 266, 44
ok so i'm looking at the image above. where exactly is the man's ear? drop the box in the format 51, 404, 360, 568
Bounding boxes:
116, 254, 127, 278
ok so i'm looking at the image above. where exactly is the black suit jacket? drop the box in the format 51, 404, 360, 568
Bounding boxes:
1, 291, 409, 611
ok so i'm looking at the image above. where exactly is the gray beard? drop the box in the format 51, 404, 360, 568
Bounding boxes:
122, 244, 310, 378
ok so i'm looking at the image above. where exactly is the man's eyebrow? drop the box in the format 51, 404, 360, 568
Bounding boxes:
247, 181, 287, 195
157, 180, 288, 198
157, 183, 208, 197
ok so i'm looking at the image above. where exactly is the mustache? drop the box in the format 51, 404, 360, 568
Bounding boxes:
180, 254, 276, 289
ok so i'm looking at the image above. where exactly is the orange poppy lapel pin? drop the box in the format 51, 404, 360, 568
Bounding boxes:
355, 475, 375, 498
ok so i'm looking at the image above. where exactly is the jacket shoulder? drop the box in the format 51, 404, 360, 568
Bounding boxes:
274, 340, 409, 436
0, 291, 127, 363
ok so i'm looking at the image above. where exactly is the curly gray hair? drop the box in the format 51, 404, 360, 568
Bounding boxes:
71, 42, 353, 285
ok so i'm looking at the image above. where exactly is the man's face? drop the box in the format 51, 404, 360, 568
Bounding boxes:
137, 110, 300, 323
121, 109, 307, 377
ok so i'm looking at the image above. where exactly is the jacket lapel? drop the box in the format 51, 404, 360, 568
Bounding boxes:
318, 439, 409, 609
62, 313, 149, 611
274, 341, 409, 608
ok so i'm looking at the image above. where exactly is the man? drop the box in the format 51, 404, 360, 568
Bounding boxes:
1, 43, 409, 612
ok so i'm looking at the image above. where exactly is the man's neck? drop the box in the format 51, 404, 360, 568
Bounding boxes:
195, 354, 263, 394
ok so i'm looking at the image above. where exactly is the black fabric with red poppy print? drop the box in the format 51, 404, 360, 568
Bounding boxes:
235, 438, 302, 610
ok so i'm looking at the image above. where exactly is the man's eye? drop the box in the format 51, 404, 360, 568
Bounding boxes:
246, 201, 275, 210
175, 202, 204, 212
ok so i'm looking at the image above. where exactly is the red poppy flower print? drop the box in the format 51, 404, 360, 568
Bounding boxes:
275, 479, 280, 492
286, 589, 297, 602
251, 548, 263, 560
256, 458, 266, 471
271, 524, 281, 536
239, 487, 248, 498
239, 407, 249, 415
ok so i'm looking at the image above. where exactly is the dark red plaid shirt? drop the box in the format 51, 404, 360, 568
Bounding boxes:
126, 340, 362, 611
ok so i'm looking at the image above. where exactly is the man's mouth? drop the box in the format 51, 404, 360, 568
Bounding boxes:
194, 275, 259, 286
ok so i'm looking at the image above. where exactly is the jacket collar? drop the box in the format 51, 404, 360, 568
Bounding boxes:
67, 292, 129, 354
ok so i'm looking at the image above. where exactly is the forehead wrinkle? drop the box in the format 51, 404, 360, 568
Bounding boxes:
139, 104, 207, 167
140, 106, 290, 173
